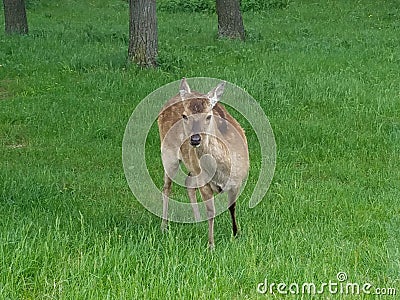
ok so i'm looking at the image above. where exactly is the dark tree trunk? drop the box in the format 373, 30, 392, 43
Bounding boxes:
216, 0, 245, 40
3, 0, 28, 35
128, 0, 158, 68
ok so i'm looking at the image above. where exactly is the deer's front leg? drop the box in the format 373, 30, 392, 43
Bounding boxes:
161, 157, 180, 232
161, 172, 172, 232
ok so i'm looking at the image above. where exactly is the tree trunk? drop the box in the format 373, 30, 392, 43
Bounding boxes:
216, 0, 245, 40
128, 0, 158, 68
3, 0, 29, 35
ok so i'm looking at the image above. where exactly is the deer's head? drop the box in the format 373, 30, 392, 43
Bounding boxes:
179, 78, 226, 147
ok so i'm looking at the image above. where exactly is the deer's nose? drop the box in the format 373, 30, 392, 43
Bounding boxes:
190, 134, 201, 147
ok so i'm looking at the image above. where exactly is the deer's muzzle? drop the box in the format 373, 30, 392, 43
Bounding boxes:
190, 134, 201, 147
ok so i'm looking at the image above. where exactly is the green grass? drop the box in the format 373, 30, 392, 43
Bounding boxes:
1, 0, 399, 298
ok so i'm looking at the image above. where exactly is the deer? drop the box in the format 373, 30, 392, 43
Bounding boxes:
157, 78, 249, 249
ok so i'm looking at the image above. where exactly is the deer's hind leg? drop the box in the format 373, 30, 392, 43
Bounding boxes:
185, 173, 201, 222
199, 184, 215, 250
228, 187, 239, 237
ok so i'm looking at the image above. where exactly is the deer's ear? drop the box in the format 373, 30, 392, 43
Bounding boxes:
207, 81, 226, 108
179, 77, 191, 99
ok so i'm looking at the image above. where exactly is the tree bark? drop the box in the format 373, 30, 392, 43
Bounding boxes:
216, 0, 245, 40
3, 0, 29, 35
128, 0, 158, 68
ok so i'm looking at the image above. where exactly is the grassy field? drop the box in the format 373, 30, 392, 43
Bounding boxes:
1, 0, 399, 298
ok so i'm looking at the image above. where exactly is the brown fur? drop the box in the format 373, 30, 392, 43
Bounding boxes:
157, 79, 249, 249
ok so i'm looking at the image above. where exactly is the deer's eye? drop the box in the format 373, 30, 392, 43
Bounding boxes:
206, 115, 212, 121
182, 114, 188, 120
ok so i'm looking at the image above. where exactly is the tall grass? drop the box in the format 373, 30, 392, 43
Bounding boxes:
1, 0, 399, 298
